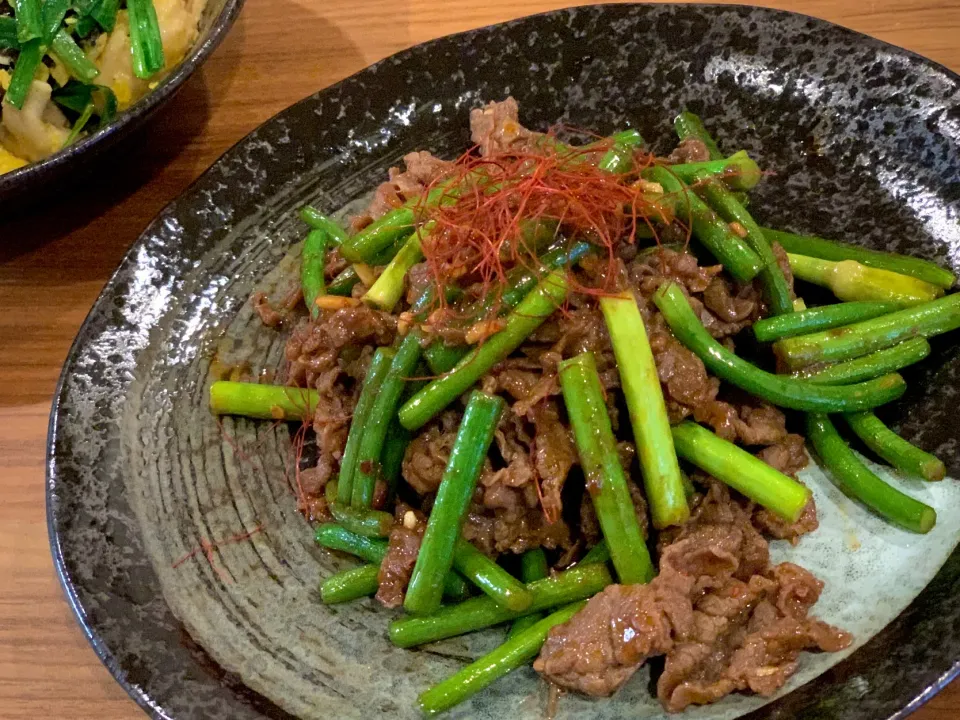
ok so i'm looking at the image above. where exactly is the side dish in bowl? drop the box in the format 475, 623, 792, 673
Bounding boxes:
0, 0, 242, 201
0, 0, 208, 172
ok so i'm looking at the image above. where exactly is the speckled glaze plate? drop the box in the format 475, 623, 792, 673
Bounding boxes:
48, 4, 960, 719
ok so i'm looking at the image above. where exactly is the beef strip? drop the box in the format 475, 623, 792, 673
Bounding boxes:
659, 561, 850, 712
472, 412, 572, 554
402, 410, 461, 495
376, 505, 427, 608
252, 292, 284, 327
698, 276, 761, 337
750, 434, 818, 544
282, 306, 396, 484
756, 432, 809, 477
628, 248, 722, 298
401, 406, 572, 555
286, 305, 396, 386
753, 434, 820, 545
646, 310, 788, 445
530, 401, 576, 523
534, 576, 690, 696
535, 483, 850, 710
251, 283, 302, 328
469, 97, 539, 156
325, 247, 349, 281
359, 150, 453, 226
668, 137, 712, 164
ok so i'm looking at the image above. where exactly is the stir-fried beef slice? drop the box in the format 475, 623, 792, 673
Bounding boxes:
647, 303, 791, 445
579, 493, 602, 547
735, 405, 789, 446
754, 498, 819, 545
308, 364, 355, 464
658, 564, 851, 712
401, 402, 573, 556
656, 574, 774, 711
461, 508, 497, 555
622, 251, 758, 434
359, 150, 453, 224
522, 304, 623, 424
469, 97, 539, 156
686, 469, 819, 547
286, 306, 396, 382
538, 479, 848, 709
463, 494, 570, 555
664, 503, 770, 587
298, 466, 328, 498
534, 577, 691, 697
530, 400, 576, 522
492, 505, 571, 555
525, 301, 613, 361
646, 314, 722, 424
667, 137, 711, 164
629, 248, 722, 298
538, 487, 766, 697
489, 362, 543, 396
485, 365, 560, 417
405, 262, 433, 306
698, 276, 761, 338
251, 277, 304, 328
472, 412, 571, 554
321, 306, 397, 350
750, 433, 819, 543
402, 410, 461, 495
487, 413, 537, 490
695, 401, 788, 446
717, 614, 851, 700
549, 304, 612, 357
376, 506, 427, 608
628, 247, 761, 342
283, 307, 396, 474
298, 466, 335, 522
325, 247, 349, 281
688, 399, 740, 443
756, 433, 809, 476
770, 562, 824, 618
252, 291, 285, 327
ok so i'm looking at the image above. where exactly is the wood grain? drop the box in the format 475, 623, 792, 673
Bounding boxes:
1, 1, 958, 718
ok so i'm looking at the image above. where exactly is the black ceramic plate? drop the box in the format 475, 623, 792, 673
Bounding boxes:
48, 4, 960, 719
0, 0, 245, 204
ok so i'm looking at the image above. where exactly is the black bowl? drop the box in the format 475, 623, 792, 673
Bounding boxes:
0, 0, 245, 204
48, 4, 960, 720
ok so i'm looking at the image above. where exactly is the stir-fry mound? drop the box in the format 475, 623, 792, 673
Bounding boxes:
231, 97, 960, 715
534, 483, 851, 709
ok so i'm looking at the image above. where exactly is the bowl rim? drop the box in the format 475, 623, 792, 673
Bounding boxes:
0, 0, 246, 194
45, 3, 960, 719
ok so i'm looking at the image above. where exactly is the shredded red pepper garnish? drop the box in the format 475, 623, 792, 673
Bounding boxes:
413, 135, 670, 327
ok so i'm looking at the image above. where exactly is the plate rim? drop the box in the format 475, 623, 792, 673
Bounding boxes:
46, 3, 960, 719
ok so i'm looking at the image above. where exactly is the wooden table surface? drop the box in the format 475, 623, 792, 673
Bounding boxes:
2, 1, 959, 717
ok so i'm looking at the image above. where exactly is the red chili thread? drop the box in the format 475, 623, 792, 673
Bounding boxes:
172, 524, 265, 580
411, 139, 669, 332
